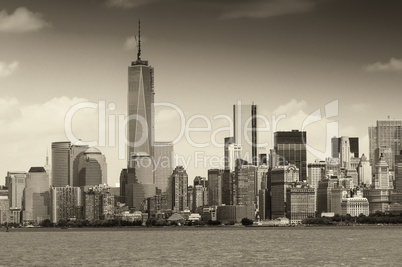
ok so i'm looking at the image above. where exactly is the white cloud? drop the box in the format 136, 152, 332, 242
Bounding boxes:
123, 36, 137, 51
0, 61, 19, 78
365, 57, 402, 72
0, 96, 131, 186
218, 0, 316, 19
105, 0, 160, 8
350, 103, 369, 112
0, 97, 99, 179
0, 7, 51, 33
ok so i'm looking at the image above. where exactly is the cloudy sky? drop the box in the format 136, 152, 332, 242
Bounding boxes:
1, 0, 402, 186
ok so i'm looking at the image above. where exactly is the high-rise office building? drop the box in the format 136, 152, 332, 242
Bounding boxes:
0, 196, 10, 224
286, 186, 316, 224
222, 170, 234, 205
52, 141, 96, 187
153, 142, 174, 193
233, 104, 257, 165
268, 165, 299, 219
331, 137, 359, 159
70, 144, 89, 186
119, 168, 128, 203
193, 176, 208, 207
369, 119, 402, 170
52, 141, 71, 187
124, 22, 157, 213
171, 166, 188, 212
224, 137, 242, 172
393, 151, 402, 203
234, 164, 256, 206
50, 186, 82, 223
331, 136, 359, 169
5, 171, 26, 210
368, 126, 377, 165
316, 178, 338, 214
187, 186, 194, 212
127, 21, 154, 162
208, 169, 224, 206
77, 147, 107, 187
274, 130, 307, 181
23, 167, 50, 224
256, 165, 268, 197
193, 185, 205, 213
83, 185, 115, 221
358, 154, 372, 186
307, 161, 326, 189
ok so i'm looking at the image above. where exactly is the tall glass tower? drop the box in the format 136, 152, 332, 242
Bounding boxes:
274, 130, 307, 182
127, 21, 154, 164
369, 119, 402, 170
233, 104, 257, 165
125, 21, 155, 209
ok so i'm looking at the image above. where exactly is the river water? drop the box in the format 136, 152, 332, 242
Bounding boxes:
1, 226, 401, 266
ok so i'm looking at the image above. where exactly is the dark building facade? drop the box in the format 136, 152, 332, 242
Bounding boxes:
274, 130, 307, 181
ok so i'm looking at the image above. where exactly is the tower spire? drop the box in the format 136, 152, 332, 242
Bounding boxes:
137, 20, 141, 61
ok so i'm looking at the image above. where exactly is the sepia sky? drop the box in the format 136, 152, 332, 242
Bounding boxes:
1, 0, 402, 186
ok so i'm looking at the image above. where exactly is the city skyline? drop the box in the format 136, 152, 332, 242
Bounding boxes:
1, 0, 402, 186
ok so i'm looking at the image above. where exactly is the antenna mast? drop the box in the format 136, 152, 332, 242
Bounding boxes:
137, 20, 141, 61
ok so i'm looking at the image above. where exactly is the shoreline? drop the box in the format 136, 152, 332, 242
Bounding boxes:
2, 223, 402, 232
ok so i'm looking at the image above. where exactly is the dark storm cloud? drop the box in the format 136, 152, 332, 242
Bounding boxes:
196, 0, 317, 19
104, 0, 317, 19
105, 0, 162, 8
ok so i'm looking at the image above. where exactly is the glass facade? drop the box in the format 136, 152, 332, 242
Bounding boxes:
274, 130, 307, 182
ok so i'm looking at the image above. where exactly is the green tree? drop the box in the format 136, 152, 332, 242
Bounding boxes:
241, 218, 254, 226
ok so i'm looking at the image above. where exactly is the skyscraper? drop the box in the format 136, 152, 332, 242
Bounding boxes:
170, 166, 188, 212
77, 147, 108, 187
224, 137, 242, 172
52, 141, 92, 187
358, 154, 372, 186
52, 141, 71, 187
70, 144, 89, 186
153, 142, 174, 193
234, 165, 256, 206
23, 167, 50, 224
5, 171, 26, 210
233, 104, 257, 165
331, 136, 359, 169
50, 186, 82, 223
369, 119, 402, 170
307, 161, 326, 189
331, 137, 359, 159
127, 21, 154, 162
124, 22, 156, 211
268, 165, 299, 219
274, 130, 307, 181
208, 169, 224, 206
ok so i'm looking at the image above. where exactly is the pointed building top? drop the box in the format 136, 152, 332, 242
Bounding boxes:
131, 19, 149, 66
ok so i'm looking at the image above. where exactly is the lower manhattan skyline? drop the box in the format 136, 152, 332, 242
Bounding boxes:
1, 0, 402, 187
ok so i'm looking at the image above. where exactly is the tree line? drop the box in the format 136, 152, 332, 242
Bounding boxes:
302, 212, 402, 225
